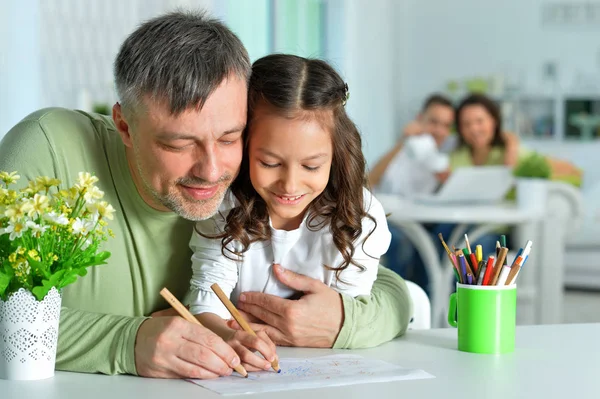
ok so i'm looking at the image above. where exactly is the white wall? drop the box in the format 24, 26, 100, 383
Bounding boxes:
0, 0, 41, 139
399, 0, 600, 116
325, 0, 403, 167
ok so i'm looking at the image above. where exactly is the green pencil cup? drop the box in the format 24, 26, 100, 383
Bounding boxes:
448, 283, 516, 354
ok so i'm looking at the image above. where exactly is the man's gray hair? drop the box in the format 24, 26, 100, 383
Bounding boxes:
114, 10, 251, 116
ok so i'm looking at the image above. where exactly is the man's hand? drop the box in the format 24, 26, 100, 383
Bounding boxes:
135, 316, 241, 379
402, 120, 425, 137
226, 264, 344, 348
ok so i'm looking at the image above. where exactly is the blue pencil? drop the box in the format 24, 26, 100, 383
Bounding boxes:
458, 254, 468, 283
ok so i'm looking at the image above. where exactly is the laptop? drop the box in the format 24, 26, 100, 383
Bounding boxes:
412, 166, 514, 205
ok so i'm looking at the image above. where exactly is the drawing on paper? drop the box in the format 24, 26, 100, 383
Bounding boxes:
190, 354, 434, 396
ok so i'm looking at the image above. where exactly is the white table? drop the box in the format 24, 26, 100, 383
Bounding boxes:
2, 324, 598, 398
376, 194, 556, 327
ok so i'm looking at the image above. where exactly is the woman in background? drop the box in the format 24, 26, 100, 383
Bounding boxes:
450, 93, 523, 170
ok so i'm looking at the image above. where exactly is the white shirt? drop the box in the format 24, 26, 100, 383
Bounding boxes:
376, 134, 456, 197
187, 188, 391, 319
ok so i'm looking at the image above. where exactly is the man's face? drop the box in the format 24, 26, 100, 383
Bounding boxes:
419, 103, 455, 147
114, 76, 247, 221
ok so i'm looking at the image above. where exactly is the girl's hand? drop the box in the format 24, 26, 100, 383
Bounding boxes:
224, 329, 278, 372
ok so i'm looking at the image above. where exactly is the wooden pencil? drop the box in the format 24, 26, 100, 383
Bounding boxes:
210, 283, 280, 373
490, 247, 509, 285
438, 233, 459, 270
505, 264, 521, 285
464, 233, 472, 254
505, 256, 524, 285
159, 287, 249, 378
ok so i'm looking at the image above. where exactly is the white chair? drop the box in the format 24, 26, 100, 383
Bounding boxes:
406, 280, 431, 329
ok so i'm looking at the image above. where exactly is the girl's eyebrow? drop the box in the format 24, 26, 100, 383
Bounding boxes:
257, 148, 328, 161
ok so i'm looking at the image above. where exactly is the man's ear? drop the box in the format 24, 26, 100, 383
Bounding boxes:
416, 112, 424, 122
113, 102, 134, 148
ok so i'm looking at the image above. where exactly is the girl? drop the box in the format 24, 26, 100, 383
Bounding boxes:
187, 54, 391, 370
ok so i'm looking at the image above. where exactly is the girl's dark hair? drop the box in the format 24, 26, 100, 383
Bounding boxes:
204, 54, 375, 277
456, 93, 506, 148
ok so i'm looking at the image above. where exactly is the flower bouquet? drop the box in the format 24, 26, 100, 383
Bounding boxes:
0, 171, 114, 380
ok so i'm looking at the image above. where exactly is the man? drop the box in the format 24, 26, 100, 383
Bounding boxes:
0, 11, 411, 379
368, 94, 455, 292
369, 94, 455, 191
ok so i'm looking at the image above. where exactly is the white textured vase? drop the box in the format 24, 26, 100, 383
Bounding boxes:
0, 287, 62, 380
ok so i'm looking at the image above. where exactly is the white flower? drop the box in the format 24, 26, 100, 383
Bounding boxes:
43, 211, 69, 226
26, 220, 49, 236
4, 220, 28, 240
4, 202, 30, 222
83, 185, 104, 203
87, 201, 115, 220
0, 171, 20, 185
76, 172, 99, 190
72, 217, 95, 235
24, 193, 50, 218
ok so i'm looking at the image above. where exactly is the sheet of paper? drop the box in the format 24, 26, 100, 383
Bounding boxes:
189, 354, 434, 396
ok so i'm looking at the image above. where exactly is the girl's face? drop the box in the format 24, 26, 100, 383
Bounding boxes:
459, 104, 497, 150
248, 107, 333, 231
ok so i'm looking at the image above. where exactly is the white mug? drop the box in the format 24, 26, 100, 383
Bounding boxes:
404, 135, 438, 162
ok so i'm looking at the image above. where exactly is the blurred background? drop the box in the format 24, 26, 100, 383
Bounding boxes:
2, 0, 600, 176
2, 0, 600, 322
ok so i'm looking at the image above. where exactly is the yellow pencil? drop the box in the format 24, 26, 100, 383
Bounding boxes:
210, 283, 281, 373
476, 245, 483, 263
159, 287, 248, 378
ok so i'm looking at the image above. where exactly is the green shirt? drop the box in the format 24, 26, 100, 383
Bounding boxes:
0, 108, 411, 375
449, 145, 530, 169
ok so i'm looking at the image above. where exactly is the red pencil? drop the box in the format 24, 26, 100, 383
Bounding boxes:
482, 256, 495, 285
469, 253, 479, 276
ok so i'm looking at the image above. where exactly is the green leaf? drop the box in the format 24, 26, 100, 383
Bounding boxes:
58, 271, 78, 289
0, 271, 11, 297
32, 285, 51, 301
513, 152, 552, 179
28, 257, 51, 279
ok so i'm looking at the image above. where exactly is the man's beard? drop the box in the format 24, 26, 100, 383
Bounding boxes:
138, 165, 233, 221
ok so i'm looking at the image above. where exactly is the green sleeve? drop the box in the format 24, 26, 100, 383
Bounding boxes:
56, 308, 147, 375
333, 266, 412, 349
0, 111, 145, 375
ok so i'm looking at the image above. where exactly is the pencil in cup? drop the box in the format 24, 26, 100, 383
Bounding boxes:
490, 247, 509, 285
438, 233, 462, 283
158, 287, 249, 378
210, 283, 281, 373
482, 256, 495, 285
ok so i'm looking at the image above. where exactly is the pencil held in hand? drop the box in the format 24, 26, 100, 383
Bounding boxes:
159, 287, 248, 378
210, 283, 281, 373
